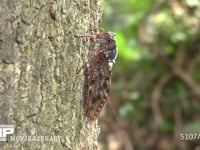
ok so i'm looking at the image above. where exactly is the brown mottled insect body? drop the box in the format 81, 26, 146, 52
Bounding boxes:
83, 28, 118, 121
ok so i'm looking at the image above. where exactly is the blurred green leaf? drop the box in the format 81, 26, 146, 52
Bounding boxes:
183, 121, 200, 133
116, 31, 141, 60
161, 119, 174, 133
191, 102, 200, 113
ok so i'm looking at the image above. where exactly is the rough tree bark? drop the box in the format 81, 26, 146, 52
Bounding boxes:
0, 0, 103, 149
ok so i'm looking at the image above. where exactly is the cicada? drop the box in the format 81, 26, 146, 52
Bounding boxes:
83, 29, 118, 120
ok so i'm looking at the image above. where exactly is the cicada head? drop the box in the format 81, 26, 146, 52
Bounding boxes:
104, 32, 118, 69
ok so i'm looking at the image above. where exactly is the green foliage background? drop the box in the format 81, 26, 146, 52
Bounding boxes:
100, 0, 200, 149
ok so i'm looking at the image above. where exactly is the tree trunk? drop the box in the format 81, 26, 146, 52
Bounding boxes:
0, 0, 103, 149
